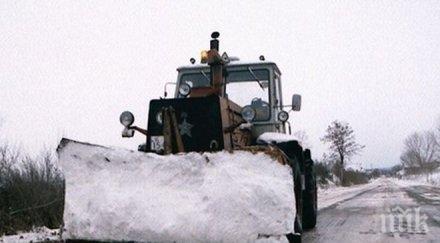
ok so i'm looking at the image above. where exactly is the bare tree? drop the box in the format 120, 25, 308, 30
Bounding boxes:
401, 131, 439, 176
435, 116, 440, 163
321, 120, 364, 184
293, 130, 311, 149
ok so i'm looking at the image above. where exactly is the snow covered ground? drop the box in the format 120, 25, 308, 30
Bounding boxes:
391, 168, 440, 187
390, 175, 440, 188
0, 227, 60, 243
317, 179, 381, 210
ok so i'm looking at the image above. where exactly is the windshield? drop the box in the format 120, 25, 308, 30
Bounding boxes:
226, 69, 270, 121
180, 71, 211, 88
178, 68, 271, 121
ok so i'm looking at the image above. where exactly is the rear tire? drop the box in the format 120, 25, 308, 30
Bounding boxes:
286, 233, 302, 243
273, 140, 304, 242
302, 149, 317, 230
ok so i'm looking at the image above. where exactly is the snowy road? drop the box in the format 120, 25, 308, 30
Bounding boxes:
303, 179, 440, 242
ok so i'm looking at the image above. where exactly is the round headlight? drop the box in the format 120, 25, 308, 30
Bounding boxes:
119, 111, 134, 127
156, 111, 163, 125
178, 83, 191, 97
278, 110, 289, 122
241, 106, 256, 122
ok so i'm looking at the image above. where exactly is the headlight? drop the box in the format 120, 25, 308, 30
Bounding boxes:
119, 111, 134, 127
278, 110, 289, 122
241, 106, 256, 122
156, 111, 163, 125
178, 83, 191, 97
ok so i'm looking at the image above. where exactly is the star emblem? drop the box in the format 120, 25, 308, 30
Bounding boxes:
178, 118, 194, 137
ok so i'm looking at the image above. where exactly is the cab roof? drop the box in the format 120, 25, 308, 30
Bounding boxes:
177, 60, 282, 75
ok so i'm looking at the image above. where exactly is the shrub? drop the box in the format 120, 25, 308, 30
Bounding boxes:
0, 145, 64, 235
341, 169, 369, 186
314, 161, 333, 185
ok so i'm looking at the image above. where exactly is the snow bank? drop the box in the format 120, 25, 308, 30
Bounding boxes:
257, 133, 298, 144
317, 180, 381, 210
0, 227, 59, 243
391, 169, 440, 187
58, 139, 295, 242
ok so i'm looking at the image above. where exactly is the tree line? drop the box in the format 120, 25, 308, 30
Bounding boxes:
400, 117, 440, 177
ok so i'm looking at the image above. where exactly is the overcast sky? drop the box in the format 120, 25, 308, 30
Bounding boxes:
1, 1, 439, 168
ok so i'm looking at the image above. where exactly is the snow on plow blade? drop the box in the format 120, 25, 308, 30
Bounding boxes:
57, 138, 295, 242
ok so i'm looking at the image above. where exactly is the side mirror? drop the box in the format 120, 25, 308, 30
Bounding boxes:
292, 94, 301, 111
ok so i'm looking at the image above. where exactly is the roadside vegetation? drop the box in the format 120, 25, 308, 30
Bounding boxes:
398, 116, 440, 184
318, 120, 367, 186
314, 159, 369, 187
0, 125, 64, 235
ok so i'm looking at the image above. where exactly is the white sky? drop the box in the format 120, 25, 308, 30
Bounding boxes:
0, 1, 439, 168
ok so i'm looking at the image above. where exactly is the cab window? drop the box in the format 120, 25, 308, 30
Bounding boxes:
226, 69, 271, 121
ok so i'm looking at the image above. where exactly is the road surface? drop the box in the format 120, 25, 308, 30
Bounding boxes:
303, 179, 440, 242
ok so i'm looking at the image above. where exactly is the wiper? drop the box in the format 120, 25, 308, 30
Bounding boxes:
248, 67, 265, 90
200, 70, 210, 84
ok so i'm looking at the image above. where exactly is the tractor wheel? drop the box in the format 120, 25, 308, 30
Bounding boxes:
302, 189, 317, 230
273, 140, 304, 242
294, 179, 303, 233
286, 232, 302, 243
302, 149, 317, 230
289, 162, 303, 243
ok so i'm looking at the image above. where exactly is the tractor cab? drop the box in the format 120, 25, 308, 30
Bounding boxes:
174, 59, 299, 137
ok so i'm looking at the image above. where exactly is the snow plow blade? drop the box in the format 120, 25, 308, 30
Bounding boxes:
57, 138, 295, 242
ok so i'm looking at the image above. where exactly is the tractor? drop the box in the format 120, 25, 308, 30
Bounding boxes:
58, 32, 317, 243
119, 32, 317, 242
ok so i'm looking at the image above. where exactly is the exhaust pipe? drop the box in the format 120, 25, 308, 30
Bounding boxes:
210, 31, 220, 51
208, 32, 224, 97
